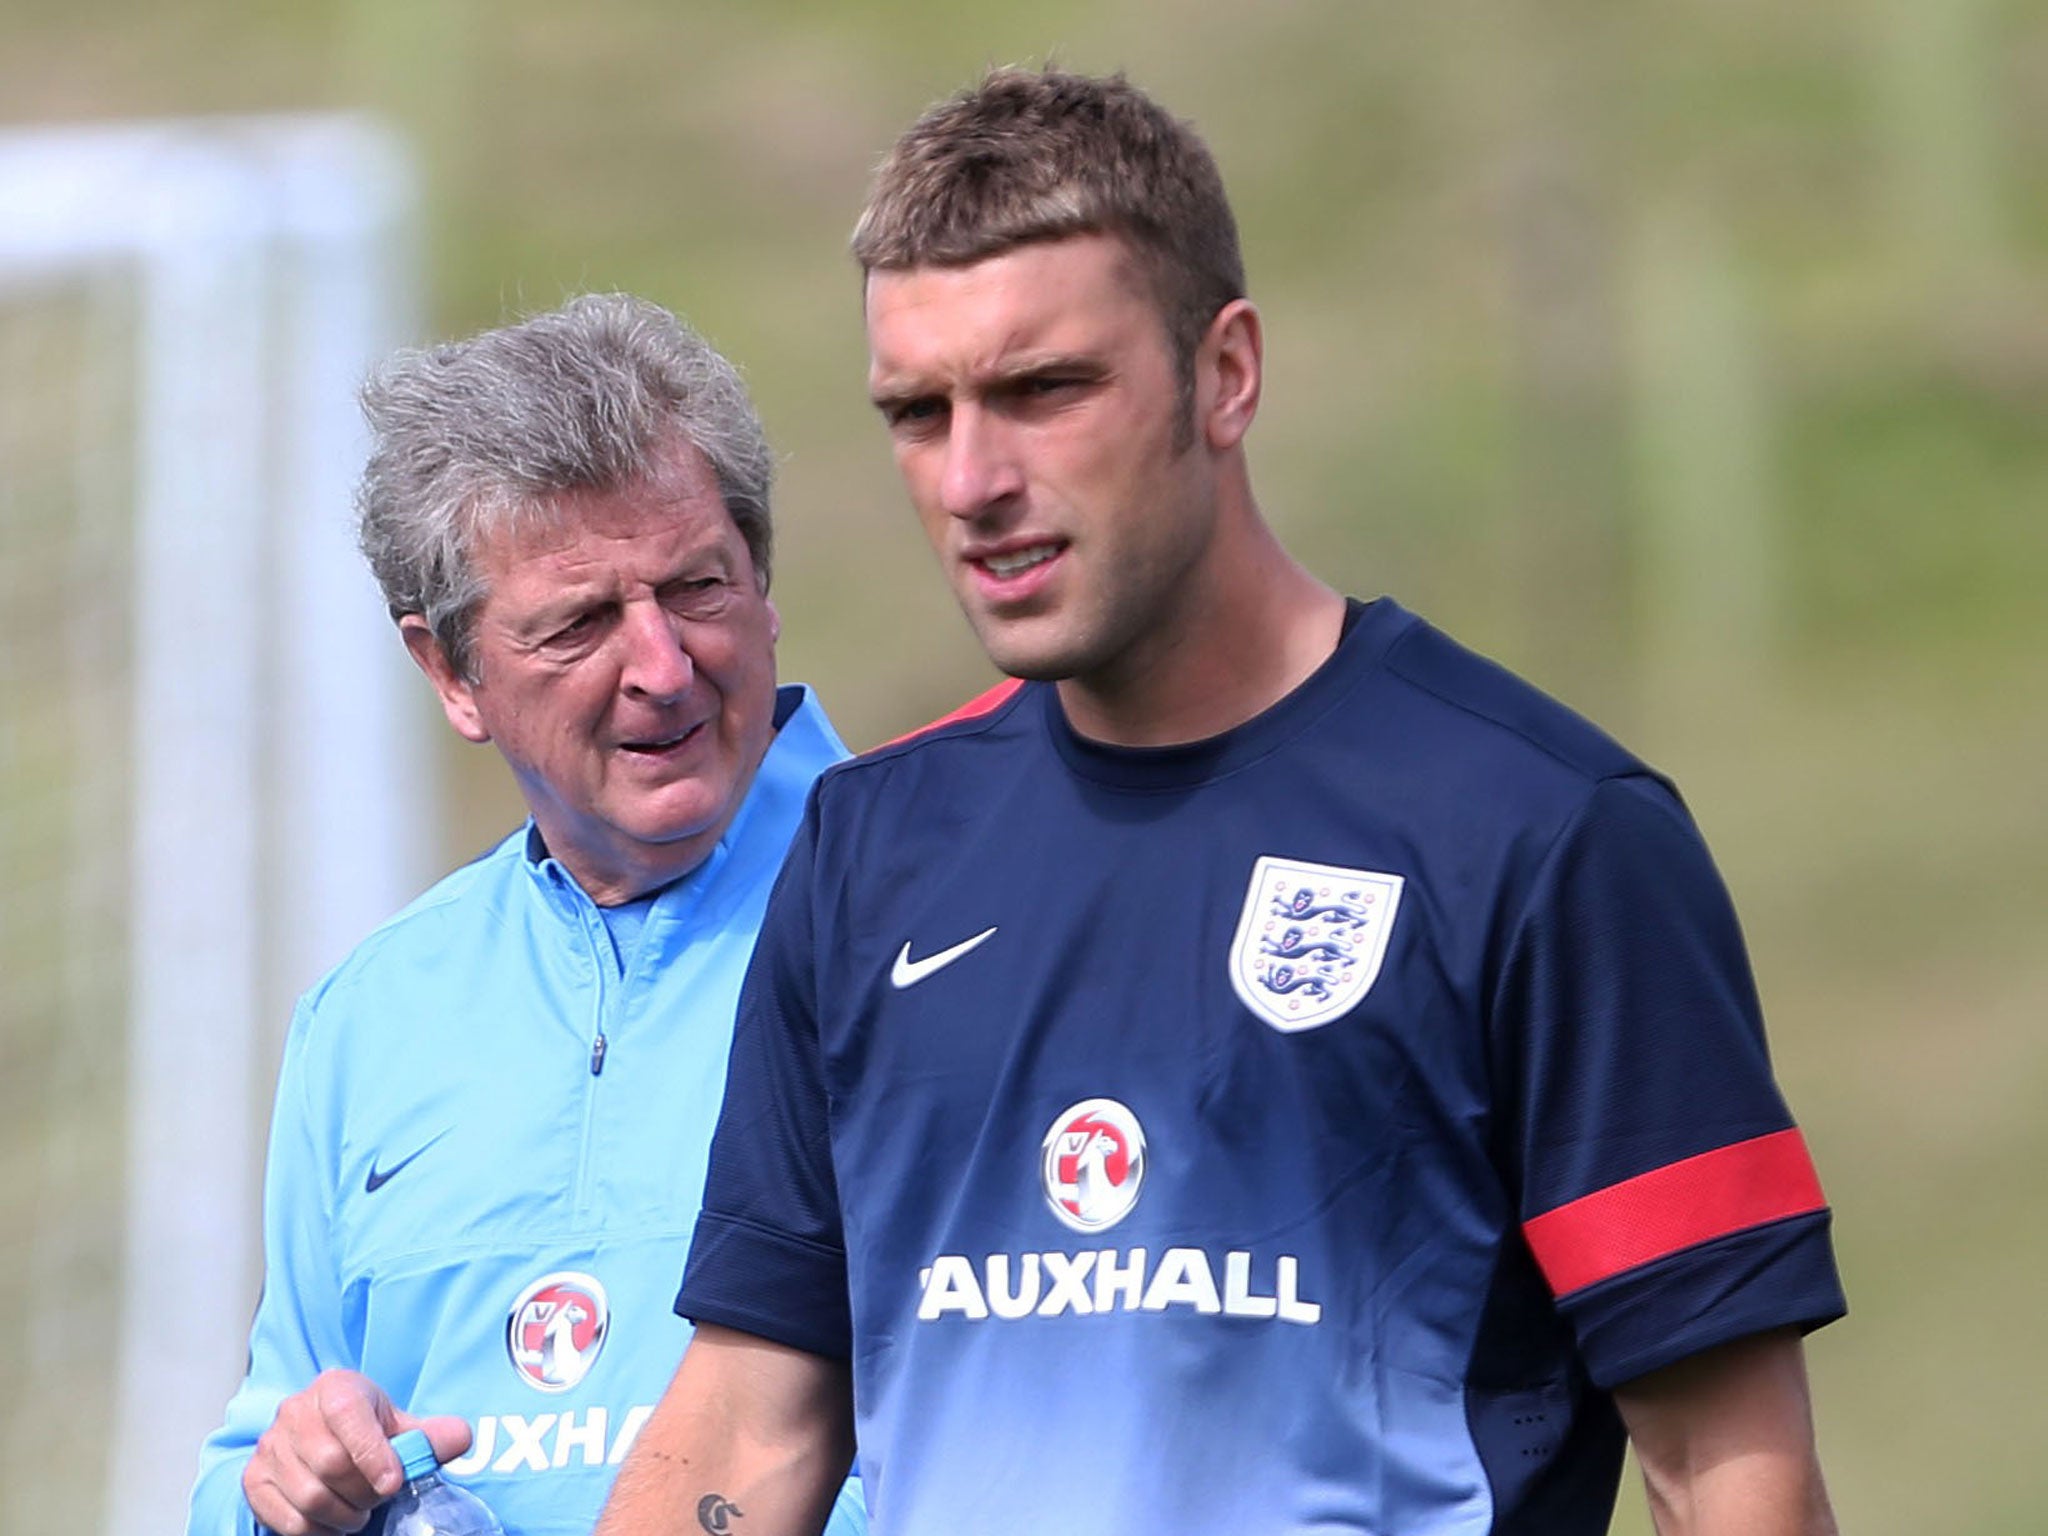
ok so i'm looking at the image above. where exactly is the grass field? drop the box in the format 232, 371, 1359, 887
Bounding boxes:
4, 2, 2046, 1530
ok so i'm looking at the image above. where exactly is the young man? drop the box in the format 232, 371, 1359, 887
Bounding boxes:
185, 295, 864, 1536
600, 70, 1843, 1536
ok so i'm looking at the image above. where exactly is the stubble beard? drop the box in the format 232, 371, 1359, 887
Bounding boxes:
966, 574, 1169, 695
970, 610, 1098, 683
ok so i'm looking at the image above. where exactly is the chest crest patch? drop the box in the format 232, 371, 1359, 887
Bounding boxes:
1229, 856, 1405, 1032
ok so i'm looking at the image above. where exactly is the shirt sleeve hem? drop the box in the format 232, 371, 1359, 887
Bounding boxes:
675, 1212, 851, 1359
1561, 1209, 1846, 1390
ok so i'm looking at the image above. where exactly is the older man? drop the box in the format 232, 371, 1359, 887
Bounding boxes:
186, 295, 864, 1536
599, 70, 1842, 1536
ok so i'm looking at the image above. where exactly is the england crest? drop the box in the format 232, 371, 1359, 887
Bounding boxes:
1229, 856, 1404, 1032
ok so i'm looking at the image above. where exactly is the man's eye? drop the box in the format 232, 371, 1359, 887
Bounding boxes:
668, 578, 732, 616
1000, 375, 1094, 415
885, 398, 946, 430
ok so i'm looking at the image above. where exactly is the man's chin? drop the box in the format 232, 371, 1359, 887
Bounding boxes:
624, 796, 728, 848
973, 621, 1091, 684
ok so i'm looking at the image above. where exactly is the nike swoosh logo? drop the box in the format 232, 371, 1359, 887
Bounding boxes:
890, 926, 998, 989
365, 1130, 448, 1193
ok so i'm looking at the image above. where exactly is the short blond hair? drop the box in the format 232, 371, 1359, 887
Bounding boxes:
853, 67, 1246, 407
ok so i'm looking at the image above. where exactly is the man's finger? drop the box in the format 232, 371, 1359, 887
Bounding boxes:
420, 1412, 476, 1466
245, 1438, 379, 1536
312, 1371, 408, 1499
388, 1405, 476, 1468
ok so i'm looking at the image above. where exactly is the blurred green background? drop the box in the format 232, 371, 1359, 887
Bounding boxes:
4, 1, 2046, 1531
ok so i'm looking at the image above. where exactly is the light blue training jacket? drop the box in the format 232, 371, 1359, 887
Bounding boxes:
187, 686, 864, 1536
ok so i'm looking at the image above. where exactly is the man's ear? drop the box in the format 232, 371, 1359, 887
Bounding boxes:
1197, 298, 1263, 453
766, 598, 781, 644
399, 615, 491, 745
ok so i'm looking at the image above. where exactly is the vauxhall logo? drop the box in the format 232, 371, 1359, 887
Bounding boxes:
506, 1271, 609, 1392
914, 1098, 1322, 1327
1042, 1098, 1145, 1232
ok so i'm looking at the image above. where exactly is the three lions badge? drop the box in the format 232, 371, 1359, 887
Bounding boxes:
1229, 856, 1404, 1032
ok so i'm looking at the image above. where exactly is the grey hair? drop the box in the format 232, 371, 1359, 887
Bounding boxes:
357, 292, 773, 680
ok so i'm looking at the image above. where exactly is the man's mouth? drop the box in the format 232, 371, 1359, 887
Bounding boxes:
618, 723, 702, 756
976, 542, 1062, 579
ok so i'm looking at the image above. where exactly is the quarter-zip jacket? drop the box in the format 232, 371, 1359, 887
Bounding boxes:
187, 687, 863, 1536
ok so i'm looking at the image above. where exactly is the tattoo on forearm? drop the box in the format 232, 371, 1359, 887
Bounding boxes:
697, 1493, 745, 1533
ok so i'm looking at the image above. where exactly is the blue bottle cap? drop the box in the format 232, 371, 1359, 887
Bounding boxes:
391, 1429, 440, 1481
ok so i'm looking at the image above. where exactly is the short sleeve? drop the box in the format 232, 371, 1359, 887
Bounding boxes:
676, 792, 853, 1358
1495, 774, 1845, 1387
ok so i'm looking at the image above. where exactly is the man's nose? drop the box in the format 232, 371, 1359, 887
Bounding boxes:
618, 601, 693, 701
938, 404, 1024, 519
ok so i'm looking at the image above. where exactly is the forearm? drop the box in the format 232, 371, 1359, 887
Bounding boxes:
1636, 1448, 1836, 1536
601, 1409, 847, 1536
1616, 1329, 1837, 1536
185, 1441, 262, 1536
597, 1326, 854, 1536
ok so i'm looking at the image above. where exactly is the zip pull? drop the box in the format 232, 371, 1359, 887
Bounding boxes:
589, 1031, 608, 1076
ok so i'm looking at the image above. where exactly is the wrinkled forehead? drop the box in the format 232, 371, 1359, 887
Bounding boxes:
467, 438, 735, 565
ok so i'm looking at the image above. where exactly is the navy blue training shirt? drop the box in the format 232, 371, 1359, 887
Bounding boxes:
679, 598, 1843, 1536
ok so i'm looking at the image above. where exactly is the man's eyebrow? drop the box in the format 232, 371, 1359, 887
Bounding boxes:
868, 381, 927, 412
507, 590, 607, 638
989, 351, 1107, 383
657, 547, 736, 585
870, 353, 1107, 409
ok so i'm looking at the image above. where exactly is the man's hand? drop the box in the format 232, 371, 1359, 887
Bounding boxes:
1614, 1329, 1837, 1536
241, 1368, 472, 1536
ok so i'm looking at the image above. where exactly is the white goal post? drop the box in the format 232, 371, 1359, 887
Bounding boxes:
0, 116, 434, 1532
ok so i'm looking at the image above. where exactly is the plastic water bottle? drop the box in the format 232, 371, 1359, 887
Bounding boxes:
383, 1429, 505, 1536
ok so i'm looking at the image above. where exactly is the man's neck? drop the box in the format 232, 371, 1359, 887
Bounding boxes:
1055, 521, 1345, 749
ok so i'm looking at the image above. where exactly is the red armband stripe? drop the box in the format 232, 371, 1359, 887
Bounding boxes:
1523, 1128, 1826, 1298
874, 679, 1024, 750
